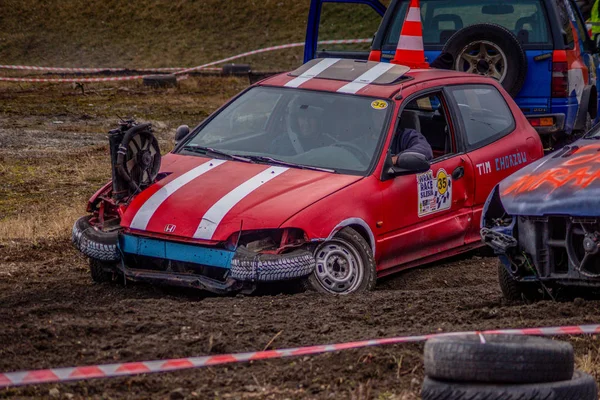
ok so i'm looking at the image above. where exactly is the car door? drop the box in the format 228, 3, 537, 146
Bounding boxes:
304, 0, 387, 62
568, 0, 600, 120
448, 84, 544, 244
377, 88, 475, 273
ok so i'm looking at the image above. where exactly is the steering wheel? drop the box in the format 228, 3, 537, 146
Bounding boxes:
331, 141, 371, 165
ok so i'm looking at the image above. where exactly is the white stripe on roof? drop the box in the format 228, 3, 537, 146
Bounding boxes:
337, 62, 396, 94
284, 58, 341, 88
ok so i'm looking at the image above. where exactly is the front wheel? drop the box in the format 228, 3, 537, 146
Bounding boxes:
498, 261, 541, 302
89, 259, 117, 283
307, 227, 376, 295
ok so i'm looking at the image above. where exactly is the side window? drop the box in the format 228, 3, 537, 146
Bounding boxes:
568, 0, 589, 43
449, 85, 515, 149
396, 92, 454, 159
556, 0, 575, 48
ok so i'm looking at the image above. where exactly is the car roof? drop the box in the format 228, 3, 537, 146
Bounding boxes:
260, 58, 493, 98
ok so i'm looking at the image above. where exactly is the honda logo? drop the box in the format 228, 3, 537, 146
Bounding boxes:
164, 224, 176, 233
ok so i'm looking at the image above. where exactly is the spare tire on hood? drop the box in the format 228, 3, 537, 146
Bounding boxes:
442, 23, 527, 97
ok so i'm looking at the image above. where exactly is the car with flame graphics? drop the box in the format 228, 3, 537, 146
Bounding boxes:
72, 58, 543, 295
482, 123, 600, 300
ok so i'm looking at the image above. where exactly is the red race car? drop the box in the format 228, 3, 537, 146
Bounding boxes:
72, 3, 543, 294
72, 57, 543, 295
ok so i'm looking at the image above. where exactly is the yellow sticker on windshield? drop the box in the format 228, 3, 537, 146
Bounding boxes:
371, 100, 388, 110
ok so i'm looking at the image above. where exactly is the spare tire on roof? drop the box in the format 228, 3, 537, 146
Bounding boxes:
442, 23, 528, 97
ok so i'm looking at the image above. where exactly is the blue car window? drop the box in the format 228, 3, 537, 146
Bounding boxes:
384, 0, 551, 47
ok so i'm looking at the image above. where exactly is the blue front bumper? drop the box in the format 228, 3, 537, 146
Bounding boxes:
117, 233, 315, 290
119, 233, 235, 269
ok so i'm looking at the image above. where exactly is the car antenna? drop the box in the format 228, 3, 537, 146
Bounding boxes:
394, 83, 404, 100
234, 220, 244, 250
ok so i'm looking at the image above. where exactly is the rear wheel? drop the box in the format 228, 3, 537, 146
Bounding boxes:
307, 227, 376, 295
498, 261, 541, 302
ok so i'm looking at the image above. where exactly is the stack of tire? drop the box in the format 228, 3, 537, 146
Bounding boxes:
421, 334, 597, 399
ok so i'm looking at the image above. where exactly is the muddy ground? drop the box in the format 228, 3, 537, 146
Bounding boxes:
1, 78, 600, 400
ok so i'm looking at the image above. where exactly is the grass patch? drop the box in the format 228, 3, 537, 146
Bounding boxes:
0, 0, 390, 71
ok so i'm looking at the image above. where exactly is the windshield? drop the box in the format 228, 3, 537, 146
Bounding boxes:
384, 0, 551, 48
178, 86, 391, 174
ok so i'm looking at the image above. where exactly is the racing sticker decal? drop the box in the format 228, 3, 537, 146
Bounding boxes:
417, 168, 452, 217
371, 100, 388, 110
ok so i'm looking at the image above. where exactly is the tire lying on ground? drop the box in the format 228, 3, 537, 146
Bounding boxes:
72, 215, 120, 262
421, 371, 598, 400
424, 334, 574, 384
442, 23, 527, 97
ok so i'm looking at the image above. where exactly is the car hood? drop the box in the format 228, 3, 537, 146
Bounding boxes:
498, 140, 600, 216
120, 154, 362, 241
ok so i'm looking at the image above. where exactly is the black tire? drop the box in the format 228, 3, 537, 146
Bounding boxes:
424, 334, 574, 384
498, 261, 542, 302
307, 227, 376, 295
421, 371, 597, 400
89, 259, 116, 283
442, 23, 527, 97
231, 248, 315, 282
72, 216, 120, 262
580, 112, 593, 134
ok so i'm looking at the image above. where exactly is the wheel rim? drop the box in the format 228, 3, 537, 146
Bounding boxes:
455, 40, 508, 82
313, 239, 364, 294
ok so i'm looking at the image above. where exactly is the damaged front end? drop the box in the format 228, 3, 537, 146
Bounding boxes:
117, 228, 315, 294
480, 185, 518, 254
72, 121, 316, 294
481, 185, 600, 288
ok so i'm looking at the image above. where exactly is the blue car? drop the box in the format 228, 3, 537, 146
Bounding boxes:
481, 121, 600, 300
305, 0, 600, 150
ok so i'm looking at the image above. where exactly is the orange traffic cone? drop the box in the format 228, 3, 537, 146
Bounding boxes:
391, 0, 429, 69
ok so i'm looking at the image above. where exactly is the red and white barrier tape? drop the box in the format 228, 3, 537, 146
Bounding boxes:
1, 323, 598, 388
0, 66, 221, 73
0, 38, 371, 83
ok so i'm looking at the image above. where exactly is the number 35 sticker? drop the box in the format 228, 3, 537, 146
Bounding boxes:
371, 100, 388, 110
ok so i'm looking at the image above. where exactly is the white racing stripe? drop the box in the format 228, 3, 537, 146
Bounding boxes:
337, 63, 396, 94
193, 166, 288, 240
130, 159, 226, 230
284, 58, 341, 88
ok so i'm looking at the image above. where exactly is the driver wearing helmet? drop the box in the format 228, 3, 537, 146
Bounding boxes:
270, 102, 326, 156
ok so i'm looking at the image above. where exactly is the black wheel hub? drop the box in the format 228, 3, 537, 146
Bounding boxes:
477, 59, 490, 73
583, 233, 600, 254
139, 150, 153, 168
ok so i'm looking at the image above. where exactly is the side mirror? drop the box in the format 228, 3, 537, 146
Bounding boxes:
388, 152, 431, 177
175, 125, 190, 143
